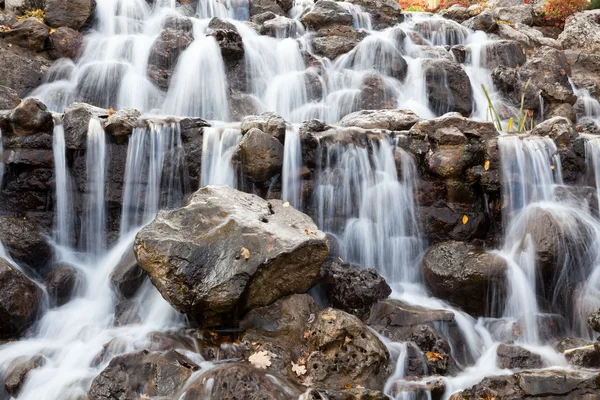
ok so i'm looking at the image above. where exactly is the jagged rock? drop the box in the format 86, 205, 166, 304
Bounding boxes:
44, 263, 84, 307
495, 5, 534, 26
306, 308, 389, 390
589, 308, 600, 333
251, 11, 278, 25
413, 19, 469, 47
0, 217, 53, 272
496, 344, 543, 370
462, 9, 498, 33
422, 241, 508, 316
519, 47, 577, 105
453, 369, 600, 399
479, 40, 526, 70
360, 72, 397, 110
423, 59, 473, 117
249, 0, 286, 17
62, 102, 108, 149
565, 346, 600, 368
491, 66, 541, 110
179, 363, 301, 399
109, 249, 146, 299
241, 111, 286, 139
208, 18, 244, 63
558, 10, 600, 53
0, 258, 43, 340
530, 116, 576, 146
4, 355, 45, 396
163, 14, 194, 32
0, 98, 53, 136
261, 15, 300, 38
301, 1, 354, 31
147, 28, 194, 90
88, 350, 198, 400
304, 388, 390, 399
44, 0, 96, 31
310, 27, 367, 60
104, 108, 140, 137
338, 109, 420, 131
239, 127, 285, 182
0, 85, 20, 110
0, 43, 52, 97
114, 299, 141, 326
440, 5, 472, 23
134, 185, 329, 326
556, 337, 593, 353
0, 17, 49, 52
322, 261, 391, 319
48, 27, 84, 60
344, 0, 403, 27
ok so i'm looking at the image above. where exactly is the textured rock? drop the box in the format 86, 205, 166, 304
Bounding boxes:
0, 17, 49, 52
134, 185, 329, 326
423, 59, 473, 117
62, 102, 108, 149
422, 241, 508, 316
241, 112, 286, 139
104, 108, 140, 137
147, 28, 194, 90
496, 344, 543, 370
0, 217, 53, 272
338, 109, 420, 131
48, 27, 84, 60
4, 355, 45, 397
479, 40, 526, 70
0, 258, 43, 340
109, 249, 146, 299
1, 98, 53, 136
239, 127, 285, 183
301, 1, 354, 30
44, 263, 84, 307
589, 308, 600, 333
0, 44, 52, 97
495, 5, 534, 26
249, 0, 286, 17
559, 10, 600, 53
0, 85, 21, 110
530, 116, 576, 146
44, 0, 96, 31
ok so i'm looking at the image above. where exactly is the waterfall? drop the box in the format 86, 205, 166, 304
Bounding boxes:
52, 124, 74, 247
81, 119, 106, 258
120, 122, 188, 236
282, 125, 302, 208
200, 126, 242, 188
337, 2, 372, 30
0, 128, 4, 190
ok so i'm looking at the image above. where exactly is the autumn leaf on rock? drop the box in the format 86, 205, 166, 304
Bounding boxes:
292, 361, 307, 376
426, 352, 444, 361
249, 350, 272, 369
241, 247, 250, 260
484, 160, 490, 171
462, 215, 469, 225
108, 108, 116, 116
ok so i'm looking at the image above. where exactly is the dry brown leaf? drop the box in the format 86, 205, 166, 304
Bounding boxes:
426, 351, 444, 361
249, 350, 271, 369
292, 361, 307, 376
241, 247, 250, 260
303, 330, 312, 339
108, 108, 116, 116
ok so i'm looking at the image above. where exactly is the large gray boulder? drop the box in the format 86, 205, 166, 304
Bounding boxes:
238, 127, 284, 183
0, 258, 43, 340
558, 10, 600, 53
0, 44, 52, 97
338, 109, 420, 131
0, 217, 53, 272
0, 17, 50, 52
422, 241, 509, 316
44, 0, 96, 31
134, 185, 329, 326
301, 0, 354, 30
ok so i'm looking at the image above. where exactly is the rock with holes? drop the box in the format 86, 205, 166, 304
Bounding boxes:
558, 10, 600, 53
134, 185, 329, 327
305, 308, 389, 390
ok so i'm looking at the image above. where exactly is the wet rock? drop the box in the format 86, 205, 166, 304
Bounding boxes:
556, 337, 593, 353
410, 113, 498, 140
0, 43, 52, 97
338, 109, 420, 131
496, 344, 543, 370
0, 217, 53, 272
480, 40, 526, 70
88, 349, 198, 400
547, 102, 576, 122
366, 299, 455, 329
301, 1, 354, 31
103, 108, 140, 137
491, 66, 541, 110
114, 299, 141, 326
440, 5, 472, 23
44, 0, 96, 31
179, 363, 301, 399
310, 28, 365, 60
0, 17, 49, 52
208, 18, 244, 63
564, 345, 600, 368
0, 258, 43, 340
251, 11, 278, 25
422, 241, 508, 317
495, 5, 534, 26
519, 47, 577, 105
1, 98, 53, 136
558, 10, 600, 53
147, 28, 194, 90
589, 308, 600, 333
261, 15, 300, 38
239, 127, 285, 183
44, 263, 84, 307
0, 85, 20, 110
423, 59, 473, 117
345, 0, 403, 28
530, 116, 576, 146
249, 0, 286, 17
306, 308, 389, 390
304, 388, 389, 399
388, 378, 446, 400
48, 27, 84, 60
454, 369, 600, 399
322, 261, 391, 319
230, 92, 260, 121
413, 19, 469, 47
134, 185, 329, 326
462, 9, 498, 33
241, 111, 287, 140
62, 102, 108, 149
4, 355, 45, 397
360, 73, 396, 110
109, 249, 146, 299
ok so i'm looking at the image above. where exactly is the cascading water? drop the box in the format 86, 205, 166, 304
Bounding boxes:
200, 125, 242, 188
52, 122, 73, 248
282, 125, 303, 208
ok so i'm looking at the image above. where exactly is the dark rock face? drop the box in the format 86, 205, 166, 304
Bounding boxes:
0, 217, 53, 272
63, 102, 108, 150
48, 27, 84, 60
239, 127, 285, 183
4, 355, 46, 397
134, 185, 329, 326
0, 17, 50, 52
109, 249, 147, 299
88, 349, 198, 400
423, 59, 473, 117
564, 346, 600, 369
44, 0, 96, 31
310, 27, 366, 60
114, 299, 141, 326
422, 241, 508, 317
208, 18, 245, 63
179, 363, 300, 399
454, 369, 600, 399
589, 308, 600, 333
0, 85, 21, 110
1, 98, 53, 137
301, 1, 354, 30
44, 263, 85, 307
0, 258, 43, 340
0, 42, 52, 97
322, 261, 391, 319
345, 0, 403, 28
491, 66, 541, 110
249, 0, 286, 17
479, 40, 526, 70
496, 344, 543, 370
306, 308, 389, 390
147, 28, 194, 90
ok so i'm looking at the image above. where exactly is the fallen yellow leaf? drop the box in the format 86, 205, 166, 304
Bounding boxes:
108, 108, 116, 116
462, 215, 469, 225
241, 247, 250, 260
484, 160, 490, 171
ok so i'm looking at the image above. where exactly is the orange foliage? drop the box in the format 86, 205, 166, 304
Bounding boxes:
542, 0, 589, 27
398, 0, 482, 13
